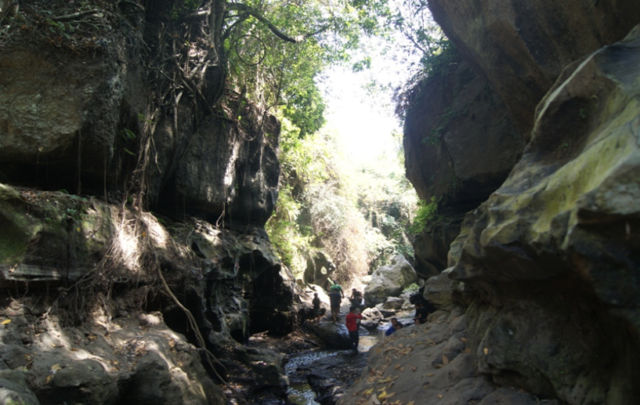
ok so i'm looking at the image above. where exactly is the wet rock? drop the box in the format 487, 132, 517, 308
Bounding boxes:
364, 255, 418, 307
304, 352, 368, 405
427, 0, 640, 137
306, 322, 352, 350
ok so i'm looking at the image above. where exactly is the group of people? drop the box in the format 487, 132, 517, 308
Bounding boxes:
310, 283, 436, 352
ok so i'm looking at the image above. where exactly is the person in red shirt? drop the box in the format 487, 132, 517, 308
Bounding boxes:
345, 306, 363, 354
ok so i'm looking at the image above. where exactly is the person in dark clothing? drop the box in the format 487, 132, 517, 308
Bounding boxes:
414, 298, 437, 324
414, 302, 429, 325
349, 288, 363, 308
329, 290, 342, 323
312, 293, 321, 323
346, 306, 363, 353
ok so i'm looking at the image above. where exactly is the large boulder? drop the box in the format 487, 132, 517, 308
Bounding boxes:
0, 46, 145, 182
427, 0, 640, 138
306, 322, 352, 350
451, 26, 640, 403
364, 255, 419, 306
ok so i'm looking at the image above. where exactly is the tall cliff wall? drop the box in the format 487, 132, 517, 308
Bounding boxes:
0, 1, 293, 403
402, 0, 640, 403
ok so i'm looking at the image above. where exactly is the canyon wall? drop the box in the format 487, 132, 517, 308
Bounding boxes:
402, 0, 640, 403
0, 1, 294, 403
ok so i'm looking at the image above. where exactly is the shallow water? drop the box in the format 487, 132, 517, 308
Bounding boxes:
286, 350, 339, 405
285, 332, 382, 405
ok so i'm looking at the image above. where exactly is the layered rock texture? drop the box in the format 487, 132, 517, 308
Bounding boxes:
428, 0, 640, 138
393, 1, 640, 404
0, 1, 293, 404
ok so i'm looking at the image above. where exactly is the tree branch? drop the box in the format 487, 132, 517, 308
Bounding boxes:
227, 3, 300, 43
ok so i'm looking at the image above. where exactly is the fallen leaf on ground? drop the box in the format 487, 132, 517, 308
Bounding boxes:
442, 354, 449, 365
1, 319, 11, 325
483, 347, 489, 355
378, 391, 395, 400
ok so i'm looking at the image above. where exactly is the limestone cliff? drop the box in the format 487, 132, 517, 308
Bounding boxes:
395, 1, 640, 404
0, 1, 293, 403
404, 50, 523, 277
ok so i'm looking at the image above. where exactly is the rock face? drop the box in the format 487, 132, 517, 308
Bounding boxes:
0, 3, 279, 228
404, 51, 523, 211
412, 217, 464, 279
427, 0, 640, 138
0, 184, 296, 403
446, 27, 640, 403
403, 52, 524, 279
364, 255, 419, 306
0, 303, 226, 405
150, 100, 280, 226
399, 1, 640, 404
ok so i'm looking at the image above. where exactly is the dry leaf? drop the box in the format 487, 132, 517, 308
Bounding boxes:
51, 364, 61, 373
378, 391, 395, 400
483, 347, 489, 355
438, 394, 444, 399
442, 354, 449, 365
1, 319, 11, 325
460, 337, 468, 343
364, 387, 374, 396
45, 374, 53, 384
378, 386, 386, 392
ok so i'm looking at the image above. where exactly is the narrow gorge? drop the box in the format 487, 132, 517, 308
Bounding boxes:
0, 0, 639, 405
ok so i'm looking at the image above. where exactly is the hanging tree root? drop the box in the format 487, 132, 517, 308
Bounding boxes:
156, 266, 248, 404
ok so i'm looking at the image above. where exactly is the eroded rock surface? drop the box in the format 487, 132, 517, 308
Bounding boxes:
428, 0, 640, 137
442, 26, 640, 404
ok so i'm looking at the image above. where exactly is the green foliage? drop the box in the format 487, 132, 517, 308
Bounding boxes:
409, 196, 439, 234
403, 283, 420, 294
224, 0, 392, 137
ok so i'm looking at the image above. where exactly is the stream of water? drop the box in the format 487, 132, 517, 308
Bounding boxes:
285, 329, 385, 405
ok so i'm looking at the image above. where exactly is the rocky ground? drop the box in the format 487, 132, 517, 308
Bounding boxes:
340, 307, 561, 405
